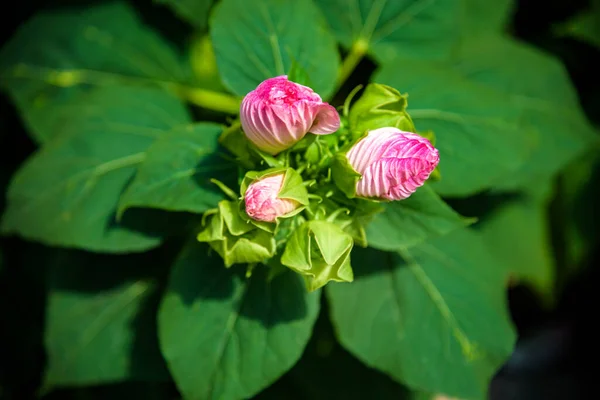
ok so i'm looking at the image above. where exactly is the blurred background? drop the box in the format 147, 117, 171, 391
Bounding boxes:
1, 0, 599, 399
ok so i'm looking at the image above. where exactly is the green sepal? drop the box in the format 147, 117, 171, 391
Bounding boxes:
281, 220, 354, 291
331, 154, 361, 198
241, 168, 310, 206
218, 123, 256, 169
348, 83, 416, 138
197, 200, 276, 267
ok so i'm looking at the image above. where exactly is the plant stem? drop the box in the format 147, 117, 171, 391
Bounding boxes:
335, 39, 369, 93
182, 87, 241, 114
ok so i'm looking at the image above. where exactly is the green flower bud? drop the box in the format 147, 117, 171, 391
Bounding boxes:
197, 200, 276, 267
281, 220, 354, 291
348, 83, 416, 137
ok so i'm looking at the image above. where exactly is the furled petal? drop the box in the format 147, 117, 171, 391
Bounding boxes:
356, 157, 435, 201
244, 173, 300, 222
346, 127, 440, 201
309, 103, 341, 134
240, 75, 340, 154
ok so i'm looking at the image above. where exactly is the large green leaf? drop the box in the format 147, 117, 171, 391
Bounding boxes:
462, 0, 515, 35
118, 123, 236, 216
210, 0, 339, 98
452, 36, 598, 189
154, 0, 214, 30
44, 249, 169, 388
314, 0, 461, 62
327, 229, 516, 399
158, 241, 321, 400
365, 185, 469, 251
476, 198, 555, 304
1, 86, 191, 253
0, 1, 188, 144
375, 58, 535, 196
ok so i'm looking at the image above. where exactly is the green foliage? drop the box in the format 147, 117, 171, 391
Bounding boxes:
327, 229, 516, 399
154, 0, 214, 30
0, 1, 189, 144
118, 123, 235, 216
1, 0, 597, 399
43, 249, 169, 388
158, 242, 320, 400
314, 0, 462, 61
375, 58, 536, 196
462, 0, 515, 35
365, 185, 470, 251
555, 0, 600, 49
450, 36, 598, 190
210, 0, 339, 98
475, 196, 556, 304
1, 86, 191, 252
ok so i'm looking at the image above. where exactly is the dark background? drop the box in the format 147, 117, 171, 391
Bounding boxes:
1, 0, 599, 399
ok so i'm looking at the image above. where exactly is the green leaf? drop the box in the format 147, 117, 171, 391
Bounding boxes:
314, 0, 462, 62
1, 86, 191, 252
365, 185, 470, 251
327, 229, 516, 399
210, 0, 339, 98
462, 0, 515, 35
555, 0, 600, 49
476, 198, 555, 304
556, 149, 600, 276
0, 1, 188, 144
451, 36, 598, 189
118, 123, 235, 216
375, 58, 536, 196
44, 249, 169, 388
155, 0, 214, 31
158, 241, 321, 400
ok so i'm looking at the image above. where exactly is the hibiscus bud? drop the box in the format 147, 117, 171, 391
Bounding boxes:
346, 127, 440, 201
244, 172, 301, 222
240, 75, 340, 155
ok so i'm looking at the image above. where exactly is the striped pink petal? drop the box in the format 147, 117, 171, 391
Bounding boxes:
240, 76, 340, 155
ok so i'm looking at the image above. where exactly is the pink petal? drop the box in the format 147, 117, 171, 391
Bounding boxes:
356, 157, 435, 201
309, 103, 341, 135
244, 174, 299, 222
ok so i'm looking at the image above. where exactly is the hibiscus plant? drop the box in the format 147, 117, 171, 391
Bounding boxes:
0, 0, 598, 400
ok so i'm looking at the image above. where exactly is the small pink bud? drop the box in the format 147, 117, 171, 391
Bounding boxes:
346, 127, 439, 201
240, 76, 340, 155
244, 173, 300, 222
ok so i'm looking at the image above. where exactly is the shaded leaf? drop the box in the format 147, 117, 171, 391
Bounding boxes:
555, 0, 600, 49
44, 249, 169, 387
476, 198, 555, 304
452, 36, 598, 189
210, 0, 339, 98
155, 0, 214, 31
0, 1, 188, 143
365, 185, 469, 251
462, 0, 515, 35
375, 59, 535, 196
328, 229, 516, 399
1, 86, 190, 252
314, 0, 462, 62
158, 241, 320, 400
119, 123, 235, 215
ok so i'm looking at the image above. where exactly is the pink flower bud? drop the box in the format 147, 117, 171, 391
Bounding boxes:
244, 173, 300, 222
240, 76, 340, 155
346, 127, 439, 201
